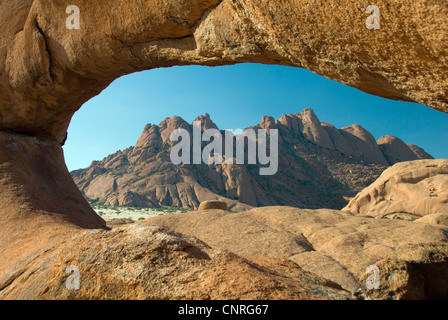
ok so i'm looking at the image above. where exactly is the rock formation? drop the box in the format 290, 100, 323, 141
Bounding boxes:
343, 159, 448, 218
147, 204, 448, 298
359, 243, 448, 300
72, 109, 432, 210
415, 213, 448, 227
407, 144, 434, 160
198, 200, 228, 211
378, 135, 432, 165
339, 125, 389, 166
0, 1, 447, 300
0, 222, 350, 300
0, 1, 446, 221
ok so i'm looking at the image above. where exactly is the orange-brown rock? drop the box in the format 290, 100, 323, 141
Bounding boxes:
147, 206, 448, 298
0, 222, 350, 300
358, 243, 448, 300
4, 204, 448, 300
0, 131, 105, 229
377, 135, 432, 165
340, 125, 389, 166
198, 200, 228, 211
415, 213, 448, 227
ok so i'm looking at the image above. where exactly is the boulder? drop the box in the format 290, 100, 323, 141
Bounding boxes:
415, 213, 448, 226
343, 159, 448, 218
359, 243, 448, 300
198, 200, 228, 211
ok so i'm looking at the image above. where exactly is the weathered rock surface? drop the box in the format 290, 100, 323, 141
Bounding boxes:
198, 200, 228, 211
147, 206, 448, 297
415, 213, 448, 227
3, 203, 447, 300
343, 159, 448, 218
0, 131, 105, 229
0, 222, 350, 300
0, 0, 446, 225
359, 243, 448, 300
72, 109, 430, 210
340, 125, 389, 166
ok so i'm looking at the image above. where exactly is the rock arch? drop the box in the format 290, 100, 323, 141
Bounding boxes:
0, 0, 447, 229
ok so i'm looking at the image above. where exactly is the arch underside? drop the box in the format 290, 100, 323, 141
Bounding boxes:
0, 0, 447, 145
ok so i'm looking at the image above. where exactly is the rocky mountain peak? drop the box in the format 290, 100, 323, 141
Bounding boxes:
72, 108, 434, 211
377, 135, 422, 165
134, 123, 158, 149
299, 107, 318, 119
298, 108, 334, 149
258, 115, 277, 131
276, 113, 303, 137
407, 144, 434, 160
194, 113, 218, 131
341, 124, 376, 144
340, 124, 388, 166
158, 116, 190, 143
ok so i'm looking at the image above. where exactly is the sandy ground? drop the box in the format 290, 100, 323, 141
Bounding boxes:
91, 204, 189, 221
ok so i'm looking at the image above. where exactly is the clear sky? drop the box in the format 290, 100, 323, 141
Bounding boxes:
64, 63, 448, 171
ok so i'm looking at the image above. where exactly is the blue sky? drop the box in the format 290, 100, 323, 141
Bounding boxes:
64, 63, 447, 171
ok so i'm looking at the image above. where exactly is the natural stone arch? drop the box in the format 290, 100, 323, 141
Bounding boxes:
0, 0, 447, 229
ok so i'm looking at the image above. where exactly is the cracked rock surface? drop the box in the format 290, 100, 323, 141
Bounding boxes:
148, 204, 448, 297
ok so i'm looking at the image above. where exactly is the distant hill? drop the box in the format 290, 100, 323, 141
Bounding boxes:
71, 108, 433, 211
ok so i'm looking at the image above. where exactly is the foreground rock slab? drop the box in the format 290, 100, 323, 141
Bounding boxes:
0, 223, 349, 300
359, 243, 448, 299
199, 200, 228, 211
2, 203, 447, 299
148, 206, 448, 298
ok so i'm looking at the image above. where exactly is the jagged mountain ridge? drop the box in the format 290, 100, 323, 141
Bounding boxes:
71, 108, 433, 211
